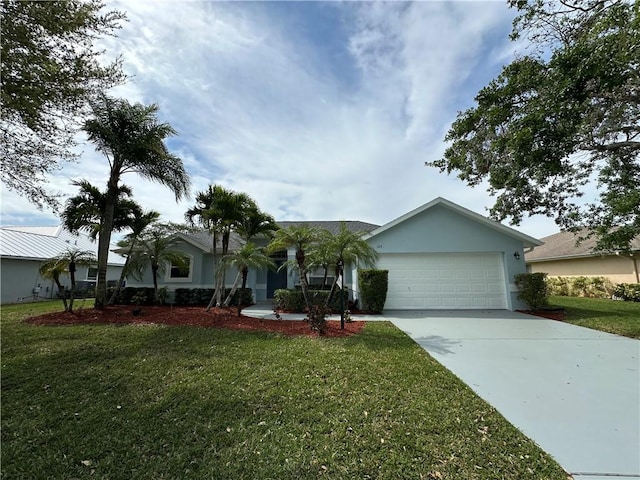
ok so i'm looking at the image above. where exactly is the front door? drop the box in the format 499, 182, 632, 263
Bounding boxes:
267, 260, 287, 298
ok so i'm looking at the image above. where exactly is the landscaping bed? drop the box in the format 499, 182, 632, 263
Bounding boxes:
24, 304, 365, 338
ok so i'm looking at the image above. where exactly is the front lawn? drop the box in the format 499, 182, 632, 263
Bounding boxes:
549, 296, 640, 339
2, 302, 567, 479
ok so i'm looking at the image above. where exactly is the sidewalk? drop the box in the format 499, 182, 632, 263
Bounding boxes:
242, 302, 387, 321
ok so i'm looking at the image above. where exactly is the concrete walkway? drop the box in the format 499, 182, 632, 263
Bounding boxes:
242, 302, 387, 321
385, 310, 640, 480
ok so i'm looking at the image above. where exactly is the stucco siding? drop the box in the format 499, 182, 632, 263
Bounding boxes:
1, 258, 123, 304
529, 255, 640, 284
364, 204, 530, 310
368, 205, 524, 254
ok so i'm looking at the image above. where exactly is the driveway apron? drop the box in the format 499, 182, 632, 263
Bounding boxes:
387, 310, 640, 480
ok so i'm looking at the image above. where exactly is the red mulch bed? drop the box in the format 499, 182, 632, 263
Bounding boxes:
517, 309, 567, 321
24, 305, 365, 338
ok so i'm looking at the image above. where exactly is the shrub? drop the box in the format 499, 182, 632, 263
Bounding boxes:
358, 269, 388, 314
274, 289, 304, 312
545, 276, 615, 298
514, 273, 548, 310
546, 277, 569, 296
173, 288, 252, 306
174, 288, 192, 305
613, 283, 640, 302
273, 289, 348, 312
119, 287, 156, 306
227, 288, 253, 307
155, 287, 169, 305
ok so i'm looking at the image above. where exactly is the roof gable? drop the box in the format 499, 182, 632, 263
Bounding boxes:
364, 197, 542, 247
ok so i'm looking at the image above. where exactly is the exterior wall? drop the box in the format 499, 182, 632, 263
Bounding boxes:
283, 248, 356, 300
124, 241, 247, 301
529, 255, 640, 284
1, 257, 123, 304
363, 204, 529, 310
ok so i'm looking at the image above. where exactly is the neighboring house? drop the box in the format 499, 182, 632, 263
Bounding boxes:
0, 226, 125, 304
125, 197, 540, 311
525, 230, 640, 284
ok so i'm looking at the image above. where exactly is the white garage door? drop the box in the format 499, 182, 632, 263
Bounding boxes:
376, 253, 507, 309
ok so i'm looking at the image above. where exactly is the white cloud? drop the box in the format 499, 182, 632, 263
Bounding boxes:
1, 1, 561, 240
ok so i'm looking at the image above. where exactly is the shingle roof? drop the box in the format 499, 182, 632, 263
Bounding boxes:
172, 221, 380, 252
276, 221, 379, 235
178, 231, 246, 252
525, 230, 640, 262
0, 226, 125, 265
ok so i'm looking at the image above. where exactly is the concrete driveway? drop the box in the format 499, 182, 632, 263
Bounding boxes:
386, 310, 640, 480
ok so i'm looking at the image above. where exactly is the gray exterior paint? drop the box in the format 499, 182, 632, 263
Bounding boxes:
0, 226, 125, 304
124, 199, 541, 310
1, 257, 123, 304
125, 223, 375, 302
363, 198, 542, 310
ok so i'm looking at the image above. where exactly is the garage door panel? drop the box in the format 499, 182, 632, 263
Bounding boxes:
376, 253, 507, 310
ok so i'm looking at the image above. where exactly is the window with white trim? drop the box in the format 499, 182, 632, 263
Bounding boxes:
86, 267, 98, 281
165, 256, 193, 282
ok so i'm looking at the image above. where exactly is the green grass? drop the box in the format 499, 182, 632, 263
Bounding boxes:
549, 296, 640, 339
2, 302, 567, 479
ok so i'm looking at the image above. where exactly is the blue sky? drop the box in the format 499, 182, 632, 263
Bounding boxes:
1, 1, 563, 239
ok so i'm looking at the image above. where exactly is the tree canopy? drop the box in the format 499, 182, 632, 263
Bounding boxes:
185, 185, 272, 308
429, 0, 639, 252
0, 0, 125, 209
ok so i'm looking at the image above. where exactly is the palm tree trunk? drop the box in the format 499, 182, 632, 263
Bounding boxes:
69, 262, 76, 313
152, 264, 159, 299
241, 266, 248, 289
95, 180, 118, 309
215, 234, 229, 307
207, 264, 225, 311
53, 276, 69, 312
325, 263, 341, 307
208, 232, 218, 310
108, 259, 129, 305
299, 264, 312, 309
108, 240, 136, 305
223, 271, 242, 307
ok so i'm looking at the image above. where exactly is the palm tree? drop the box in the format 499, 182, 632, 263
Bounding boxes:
83, 95, 190, 309
39, 257, 69, 312
235, 206, 279, 243
321, 222, 379, 307
266, 225, 320, 310
39, 248, 96, 312
235, 206, 278, 290
306, 229, 335, 289
108, 209, 160, 304
61, 179, 141, 240
185, 185, 257, 308
125, 225, 190, 302
220, 243, 276, 314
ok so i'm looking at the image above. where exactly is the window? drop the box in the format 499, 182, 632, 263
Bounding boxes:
87, 267, 98, 281
308, 267, 334, 287
165, 256, 192, 282
170, 262, 189, 278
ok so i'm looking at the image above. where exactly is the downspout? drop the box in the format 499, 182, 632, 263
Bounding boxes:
632, 253, 639, 283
